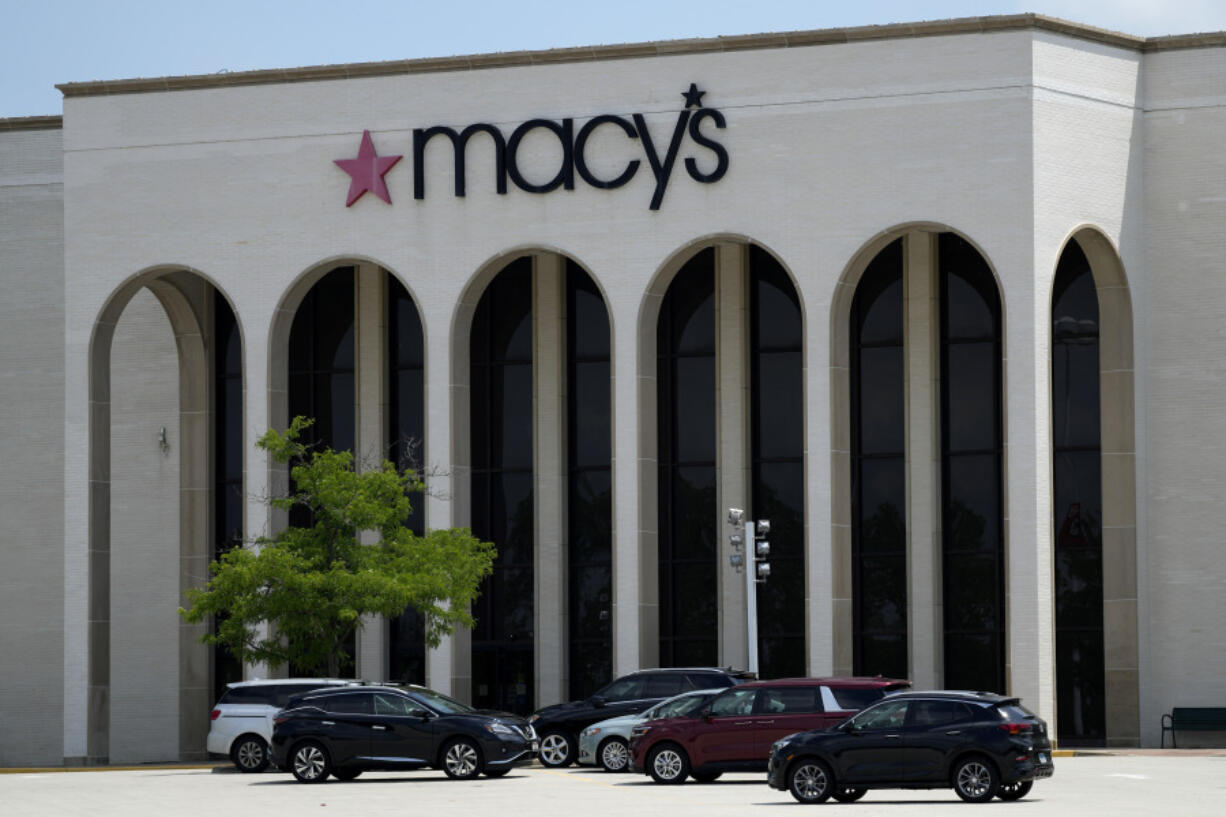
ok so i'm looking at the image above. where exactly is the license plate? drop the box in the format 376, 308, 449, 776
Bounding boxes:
1037, 753, 1048, 764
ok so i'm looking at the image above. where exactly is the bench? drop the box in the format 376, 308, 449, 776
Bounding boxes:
1160, 708, 1226, 748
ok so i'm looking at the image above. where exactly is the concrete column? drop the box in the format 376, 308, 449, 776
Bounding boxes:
904, 232, 940, 689
355, 264, 388, 682
714, 244, 750, 669
533, 254, 567, 705
1005, 255, 1057, 731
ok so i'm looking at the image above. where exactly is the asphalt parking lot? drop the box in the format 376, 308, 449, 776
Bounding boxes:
3, 754, 1225, 817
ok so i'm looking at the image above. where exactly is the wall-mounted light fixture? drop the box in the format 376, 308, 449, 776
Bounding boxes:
158, 426, 169, 456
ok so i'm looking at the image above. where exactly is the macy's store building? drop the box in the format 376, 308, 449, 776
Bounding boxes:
3, 14, 1225, 765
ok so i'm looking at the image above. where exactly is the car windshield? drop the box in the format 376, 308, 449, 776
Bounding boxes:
596, 676, 647, 702
647, 691, 716, 720
410, 687, 475, 715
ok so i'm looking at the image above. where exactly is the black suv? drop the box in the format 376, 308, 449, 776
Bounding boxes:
767, 690, 1054, 804
531, 667, 753, 767
270, 685, 537, 782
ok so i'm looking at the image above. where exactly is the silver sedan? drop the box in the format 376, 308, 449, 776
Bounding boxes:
577, 688, 724, 772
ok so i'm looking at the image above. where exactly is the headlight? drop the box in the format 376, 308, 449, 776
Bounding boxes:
581, 727, 599, 737
630, 725, 651, 738
485, 722, 516, 736
529, 714, 540, 723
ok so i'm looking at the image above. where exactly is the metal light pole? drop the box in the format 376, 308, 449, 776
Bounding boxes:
728, 509, 770, 677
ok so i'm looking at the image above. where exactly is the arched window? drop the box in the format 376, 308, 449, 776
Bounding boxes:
939, 233, 1004, 692
470, 258, 534, 712
567, 263, 613, 698
750, 247, 805, 678
657, 249, 718, 665
850, 238, 907, 678
212, 291, 243, 694
1051, 239, 1105, 742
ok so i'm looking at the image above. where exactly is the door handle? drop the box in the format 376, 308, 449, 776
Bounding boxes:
321, 721, 335, 726
733, 720, 753, 726
372, 725, 388, 731
885, 734, 901, 739
945, 730, 963, 735
755, 720, 775, 725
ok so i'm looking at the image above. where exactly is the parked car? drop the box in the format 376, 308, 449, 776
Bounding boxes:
766, 690, 1054, 804
531, 667, 754, 768
270, 684, 537, 782
628, 676, 909, 784
578, 688, 724, 771
207, 678, 362, 772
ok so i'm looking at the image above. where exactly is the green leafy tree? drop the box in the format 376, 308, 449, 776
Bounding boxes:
180, 416, 495, 676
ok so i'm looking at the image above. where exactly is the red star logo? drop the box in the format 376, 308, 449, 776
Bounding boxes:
334, 130, 402, 206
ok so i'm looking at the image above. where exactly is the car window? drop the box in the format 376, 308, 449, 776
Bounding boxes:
709, 688, 758, 717
908, 700, 976, 727
375, 693, 420, 716
850, 700, 909, 730
822, 686, 885, 711
649, 692, 709, 719
219, 685, 274, 705
760, 687, 821, 714
687, 673, 733, 689
645, 674, 689, 697
996, 704, 1037, 722
599, 676, 647, 702
322, 693, 373, 715
274, 684, 327, 707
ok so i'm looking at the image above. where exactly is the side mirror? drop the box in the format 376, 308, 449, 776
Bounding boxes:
840, 721, 857, 734
589, 695, 606, 709
407, 707, 431, 719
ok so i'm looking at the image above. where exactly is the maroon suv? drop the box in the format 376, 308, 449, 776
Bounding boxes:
628, 676, 909, 784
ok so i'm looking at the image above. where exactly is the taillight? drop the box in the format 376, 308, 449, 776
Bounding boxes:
274, 715, 290, 727
999, 722, 1032, 735
210, 709, 221, 721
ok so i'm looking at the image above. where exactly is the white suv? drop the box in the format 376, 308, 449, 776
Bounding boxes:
207, 679, 361, 771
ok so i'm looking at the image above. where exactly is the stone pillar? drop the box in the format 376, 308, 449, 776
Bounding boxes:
714, 244, 751, 669
355, 264, 388, 682
534, 254, 567, 705
904, 232, 940, 689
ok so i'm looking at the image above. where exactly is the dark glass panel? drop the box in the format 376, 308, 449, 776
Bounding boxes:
221, 380, 243, 479
491, 471, 534, 567
572, 360, 611, 468
857, 459, 906, 553
669, 639, 718, 667
946, 455, 1000, 553
389, 609, 426, 685
570, 270, 611, 360
392, 287, 424, 368
469, 361, 490, 471
569, 641, 613, 700
671, 465, 717, 561
1054, 452, 1103, 546
327, 372, 356, 453
754, 460, 804, 559
754, 351, 803, 459
858, 633, 906, 679
490, 258, 533, 362
669, 250, 716, 355
472, 646, 534, 714
570, 563, 612, 638
944, 553, 1001, 631
858, 556, 907, 631
570, 469, 612, 565
1053, 343, 1101, 450
752, 246, 802, 350
673, 357, 716, 464
213, 291, 244, 696
944, 632, 1001, 692
491, 363, 533, 469
940, 234, 998, 341
856, 347, 904, 454
855, 240, 904, 345
944, 343, 997, 452
1055, 629, 1106, 739
393, 370, 424, 465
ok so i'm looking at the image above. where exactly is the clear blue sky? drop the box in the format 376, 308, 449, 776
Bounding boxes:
4, 1, 1225, 118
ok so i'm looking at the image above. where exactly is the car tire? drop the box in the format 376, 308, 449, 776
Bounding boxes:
952, 756, 999, 803
598, 737, 630, 772
832, 787, 866, 803
997, 780, 1033, 801
230, 734, 270, 773
539, 731, 576, 768
690, 771, 722, 783
484, 767, 511, 778
787, 758, 834, 804
441, 737, 483, 780
290, 741, 331, 783
332, 769, 362, 782
646, 744, 690, 785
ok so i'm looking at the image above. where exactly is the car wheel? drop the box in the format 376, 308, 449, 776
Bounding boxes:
997, 780, 1033, 801
442, 737, 483, 780
290, 741, 331, 783
539, 731, 576, 768
832, 787, 866, 803
787, 758, 834, 804
484, 767, 511, 778
952, 756, 999, 803
231, 734, 269, 773
598, 737, 630, 772
332, 769, 362, 782
690, 771, 722, 783
646, 744, 690, 785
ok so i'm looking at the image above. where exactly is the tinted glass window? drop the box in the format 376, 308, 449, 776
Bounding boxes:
645, 674, 689, 697
650, 693, 714, 720
760, 687, 820, 714
709, 688, 758, 717
909, 700, 976, 726
375, 694, 420, 716
823, 686, 886, 711
600, 676, 647, 702
851, 700, 909, 730
686, 673, 734, 689
322, 693, 372, 714
219, 685, 274, 705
